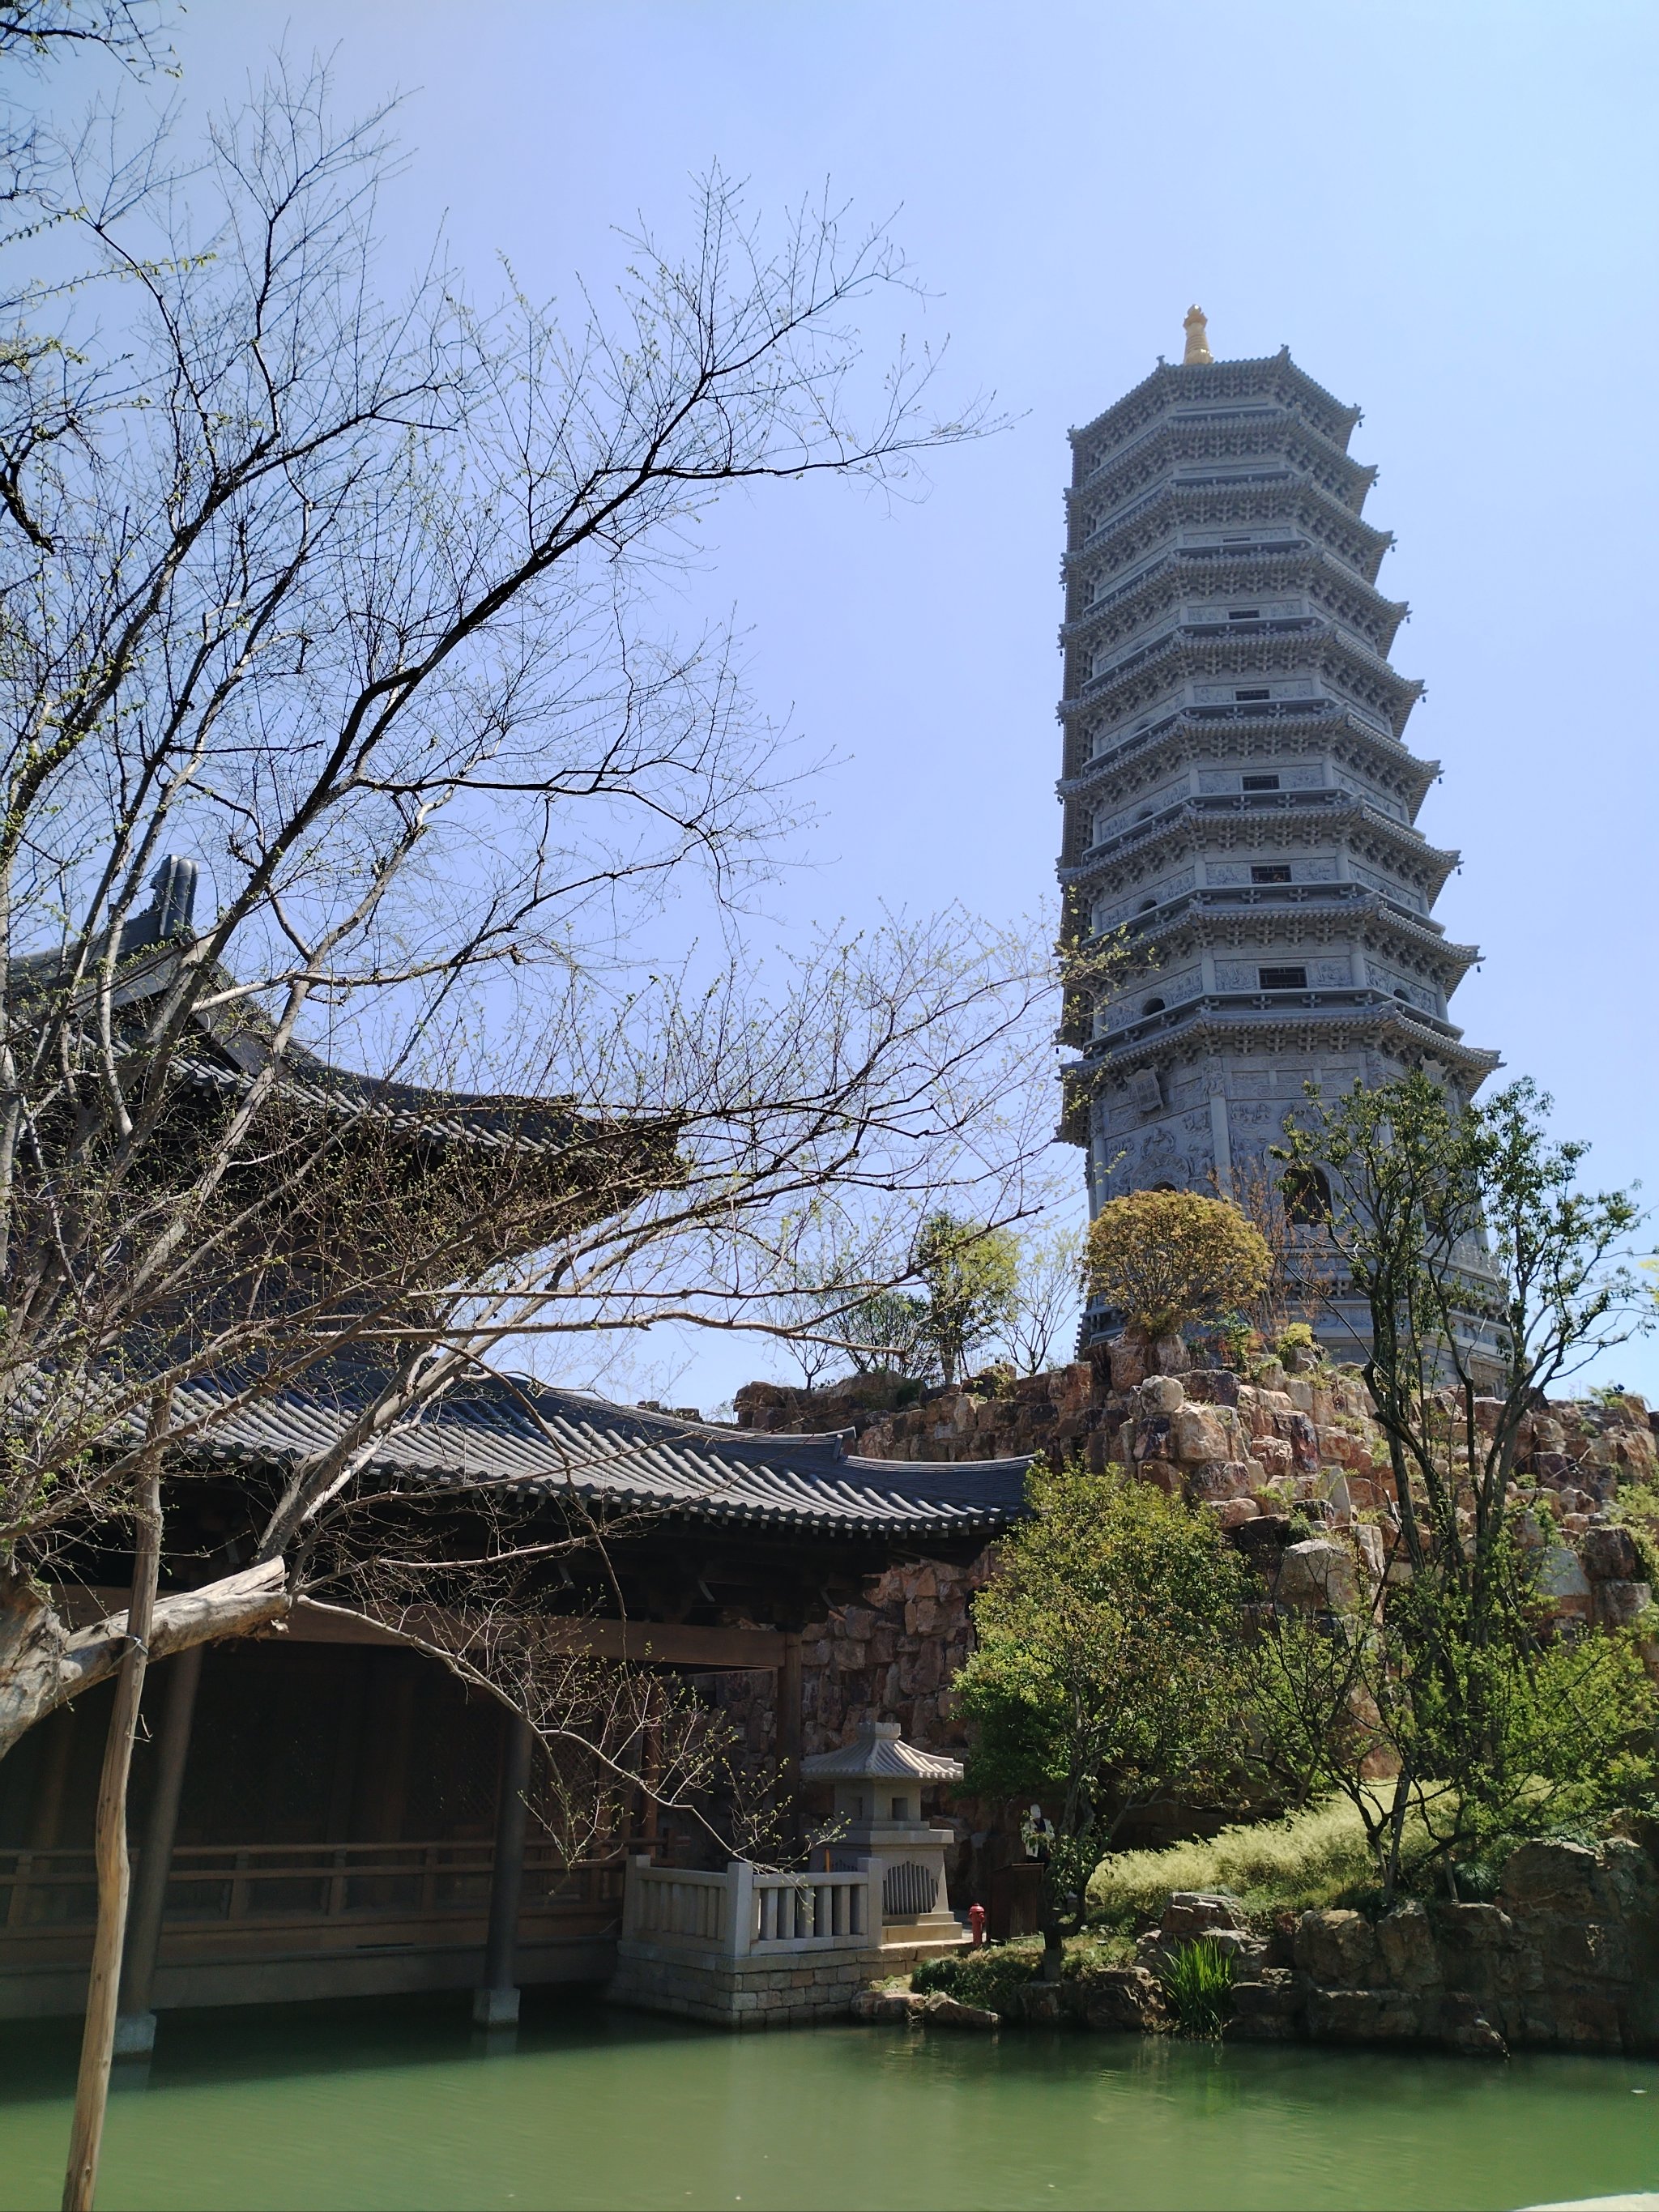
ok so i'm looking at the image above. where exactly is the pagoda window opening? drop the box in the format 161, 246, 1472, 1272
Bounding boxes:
1243, 774, 1281, 791
1282, 1166, 1332, 1226
1260, 965, 1308, 991
1137, 896, 1157, 913
1251, 864, 1292, 884
1235, 688, 1270, 702
1141, 996, 1166, 1015
1228, 608, 1260, 622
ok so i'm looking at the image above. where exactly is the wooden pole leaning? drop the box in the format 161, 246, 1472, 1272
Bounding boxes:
113, 1641, 204, 2056
62, 1455, 163, 2212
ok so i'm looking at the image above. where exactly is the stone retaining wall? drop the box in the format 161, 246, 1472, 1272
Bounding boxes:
1054, 1839, 1659, 2056
608, 1937, 879, 2029
608, 1934, 960, 2030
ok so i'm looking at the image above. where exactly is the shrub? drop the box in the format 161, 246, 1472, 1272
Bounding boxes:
956, 1463, 1248, 1970
1610, 1478, 1659, 1588
1085, 1191, 1270, 1340
1090, 1797, 1384, 1922
1161, 1937, 1234, 2037
911, 1942, 1043, 2014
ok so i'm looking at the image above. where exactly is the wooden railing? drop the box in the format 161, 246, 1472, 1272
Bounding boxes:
1, 1841, 622, 1933
622, 1856, 876, 1958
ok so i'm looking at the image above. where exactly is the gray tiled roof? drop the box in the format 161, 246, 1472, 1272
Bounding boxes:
176, 1369, 1030, 1541
801, 1721, 964, 1782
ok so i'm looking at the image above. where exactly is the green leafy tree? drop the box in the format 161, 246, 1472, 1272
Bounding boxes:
1255, 1074, 1657, 1896
1085, 1190, 1270, 1345
913, 1213, 1019, 1383
1250, 1580, 1657, 1900
955, 1464, 1247, 1974
846, 1289, 933, 1379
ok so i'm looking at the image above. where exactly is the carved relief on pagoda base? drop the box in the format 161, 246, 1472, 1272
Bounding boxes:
1100, 1115, 1218, 1197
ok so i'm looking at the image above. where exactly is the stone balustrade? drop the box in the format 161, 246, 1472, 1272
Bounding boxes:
622, 1858, 877, 1958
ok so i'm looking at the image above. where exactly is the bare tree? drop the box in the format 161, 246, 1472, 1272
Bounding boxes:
0, 58, 1055, 2205
997, 1217, 1085, 1375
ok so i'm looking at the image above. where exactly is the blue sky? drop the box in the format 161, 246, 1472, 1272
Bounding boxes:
138, 2, 1659, 1401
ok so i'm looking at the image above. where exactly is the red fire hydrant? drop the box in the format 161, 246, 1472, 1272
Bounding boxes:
969, 1902, 987, 1948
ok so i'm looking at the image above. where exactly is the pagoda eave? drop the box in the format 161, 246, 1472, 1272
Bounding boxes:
1070, 350, 1362, 460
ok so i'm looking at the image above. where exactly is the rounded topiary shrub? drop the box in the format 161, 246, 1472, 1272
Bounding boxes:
1085, 1190, 1271, 1340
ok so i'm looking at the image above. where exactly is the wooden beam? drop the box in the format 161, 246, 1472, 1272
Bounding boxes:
49, 1591, 786, 1672
284, 1605, 787, 1670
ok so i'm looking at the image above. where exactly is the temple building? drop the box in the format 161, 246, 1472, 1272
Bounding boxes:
0, 863, 1027, 2028
1058, 309, 1499, 1345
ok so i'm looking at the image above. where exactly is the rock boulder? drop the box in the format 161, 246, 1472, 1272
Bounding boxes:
1294, 1908, 1379, 1986
1275, 1538, 1360, 1612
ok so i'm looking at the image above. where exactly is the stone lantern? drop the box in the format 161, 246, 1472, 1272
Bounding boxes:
801, 1720, 966, 1947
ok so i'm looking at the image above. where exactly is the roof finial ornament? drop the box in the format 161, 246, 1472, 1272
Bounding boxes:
1183, 305, 1213, 366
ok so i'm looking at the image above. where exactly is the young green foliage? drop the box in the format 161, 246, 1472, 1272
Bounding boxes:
955, 1462, 1247, 1970
1084, 1191, 1271, 1342
912, 1213, 1020, 1385
1161, 1936, 1235, 2038
1256, 1073, 1657, 1895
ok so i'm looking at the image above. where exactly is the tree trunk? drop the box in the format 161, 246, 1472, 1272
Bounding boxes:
1382, 1763, 1414, 1907
61, 1463, 162, 2212
1040, 1916, 1065, 1982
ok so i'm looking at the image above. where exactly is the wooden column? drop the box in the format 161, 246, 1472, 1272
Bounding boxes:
778, 1632, 803, 1845
473, 1714, 533, 2029
114, 1643, 203, 2055
27, 1706, 75, 1852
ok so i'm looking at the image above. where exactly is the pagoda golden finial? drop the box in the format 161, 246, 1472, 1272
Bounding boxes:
1183, 305, 1213, 366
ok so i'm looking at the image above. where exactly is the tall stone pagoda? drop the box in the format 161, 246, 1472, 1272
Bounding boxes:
1059, 309, 1499, 1346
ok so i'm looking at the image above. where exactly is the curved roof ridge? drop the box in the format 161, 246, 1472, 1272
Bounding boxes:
1072, 352, 1362, 455
160, 1366, 1031, 1541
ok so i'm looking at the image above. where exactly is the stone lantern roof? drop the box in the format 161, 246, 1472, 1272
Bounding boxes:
801, 1720, 963, 1785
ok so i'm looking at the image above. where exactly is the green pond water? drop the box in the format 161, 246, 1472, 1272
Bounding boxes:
2, 1997, 1657, 2212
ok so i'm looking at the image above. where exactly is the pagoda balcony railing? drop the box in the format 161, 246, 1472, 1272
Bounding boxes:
1067, 788, 1436, 880
1081, 986, 1471, 1059
1068, 552, 1174, 628
1080, 467, 1301, 550
1078, 616, 1324, 698
1060, 696, 1418, 801
1090, 881, 1452, 944
1074, 405, 1368, 500
1064, 536, 1359, 639
1167, 548, 1402, 668
1068, 652, 1408, 744
1064, 688, 1338, 749
1074, 465, 1385, 567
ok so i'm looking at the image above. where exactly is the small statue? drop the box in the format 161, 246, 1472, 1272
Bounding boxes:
1183, 305, 1213, 366
1021, 1802, 1056, 1865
